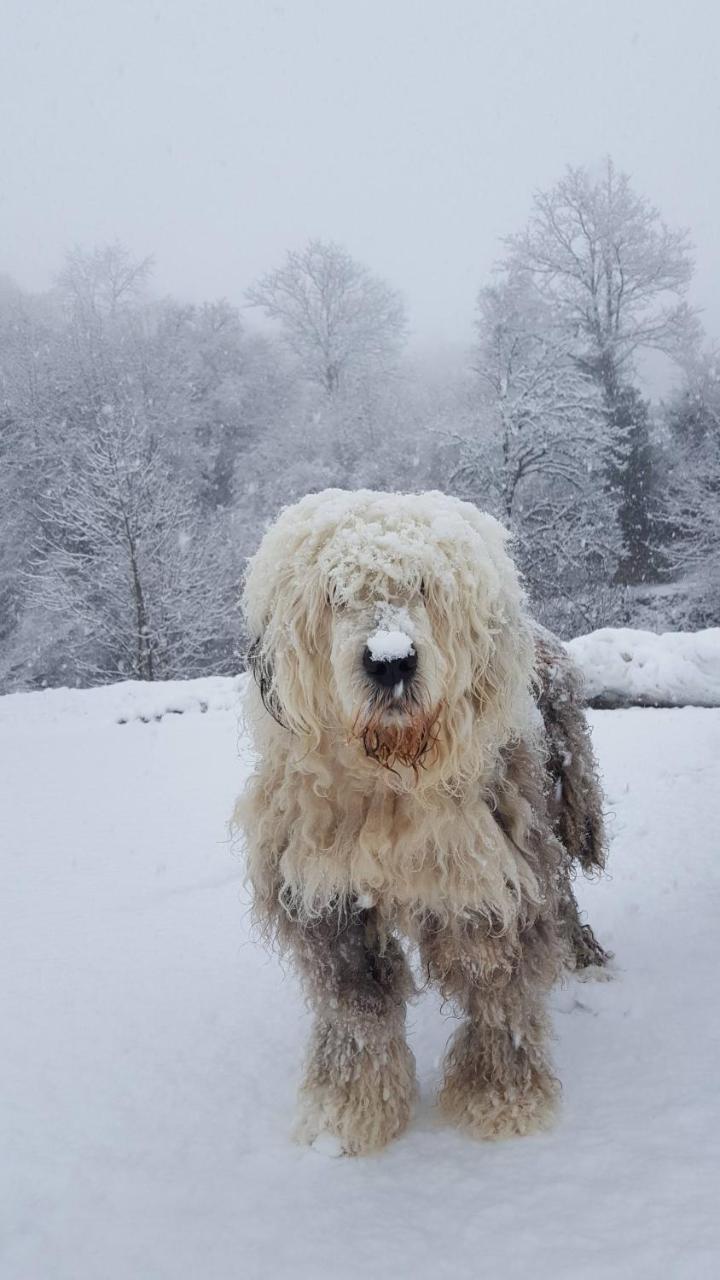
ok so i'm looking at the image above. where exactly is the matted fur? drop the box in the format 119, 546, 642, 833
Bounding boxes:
234, 489, 609, 1154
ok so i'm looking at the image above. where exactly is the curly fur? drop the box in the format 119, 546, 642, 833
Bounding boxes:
234, 489, 609, 1153
533, 626, 612, 973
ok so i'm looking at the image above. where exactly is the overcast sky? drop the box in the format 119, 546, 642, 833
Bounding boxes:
2, 0, 719, 350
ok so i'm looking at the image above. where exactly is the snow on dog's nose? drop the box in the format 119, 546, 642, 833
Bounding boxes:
363, 626, 417, 691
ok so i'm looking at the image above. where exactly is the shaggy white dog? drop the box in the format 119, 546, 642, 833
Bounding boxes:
235, 489, 608, 1155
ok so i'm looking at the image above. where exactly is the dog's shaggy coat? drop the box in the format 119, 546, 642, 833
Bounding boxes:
235, 489, 609, 1154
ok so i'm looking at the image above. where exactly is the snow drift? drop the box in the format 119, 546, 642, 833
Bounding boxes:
567, 626, 720, 708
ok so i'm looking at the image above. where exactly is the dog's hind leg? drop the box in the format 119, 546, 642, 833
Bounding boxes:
287, 906, 416, 1156
421, 916, 561, 1140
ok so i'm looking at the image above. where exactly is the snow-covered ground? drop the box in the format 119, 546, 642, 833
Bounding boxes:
567, 626, 720, 708
2, 679, 720, 1280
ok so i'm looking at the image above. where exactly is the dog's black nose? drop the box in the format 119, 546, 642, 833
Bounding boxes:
362, 647, 418, 688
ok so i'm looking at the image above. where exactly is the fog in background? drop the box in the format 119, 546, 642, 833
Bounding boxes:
3, 0, 720, 350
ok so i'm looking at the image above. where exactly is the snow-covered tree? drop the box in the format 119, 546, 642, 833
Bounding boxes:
29, 409, 238, 684
0, 247, 247, 688
0, 211, 715, 690
661, 352, 720, 623
604, 385, 666, 584
506, 159, 697, 399
495, 159, 699, 587
454, 269, 618, 632
246, 239, 407, 395
0, 284, 62, 677
464, 271, 603, 517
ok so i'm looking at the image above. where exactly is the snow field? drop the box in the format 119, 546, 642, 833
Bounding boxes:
1, 680, 719, 1279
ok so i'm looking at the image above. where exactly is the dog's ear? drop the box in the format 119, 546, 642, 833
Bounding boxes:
247, 636, 288, 729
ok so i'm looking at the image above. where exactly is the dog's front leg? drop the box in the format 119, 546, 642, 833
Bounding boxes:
421, 918, 560, 1140
288, 908, 416, 1155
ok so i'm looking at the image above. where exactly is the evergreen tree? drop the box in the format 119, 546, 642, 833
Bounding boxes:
604, 386, 664, 584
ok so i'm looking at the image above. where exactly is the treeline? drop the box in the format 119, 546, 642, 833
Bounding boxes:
1, 160, 719, 691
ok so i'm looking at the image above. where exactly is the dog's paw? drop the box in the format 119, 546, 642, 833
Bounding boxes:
438, 1023, 559, 1140
440, 1067, 560, 1140
295, 1033, 416, 1156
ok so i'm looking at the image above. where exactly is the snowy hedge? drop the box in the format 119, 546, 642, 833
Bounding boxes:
567, 627, 720, 709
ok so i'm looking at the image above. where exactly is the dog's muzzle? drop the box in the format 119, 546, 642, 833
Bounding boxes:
362, 647, 418, 690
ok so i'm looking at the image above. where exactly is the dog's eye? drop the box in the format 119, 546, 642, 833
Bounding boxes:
419, 579, 427, 599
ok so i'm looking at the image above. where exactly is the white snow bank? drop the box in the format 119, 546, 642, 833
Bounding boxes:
567, 626, 720, 708
0, 673, 248, 727
366, 628, 415, 662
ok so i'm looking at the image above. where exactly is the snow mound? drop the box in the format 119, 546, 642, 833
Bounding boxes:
366, 628, 415, 662
0, 674, 247, 727
567, 627, 720, 708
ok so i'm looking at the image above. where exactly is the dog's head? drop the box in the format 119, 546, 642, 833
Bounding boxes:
243, 490, 535, 781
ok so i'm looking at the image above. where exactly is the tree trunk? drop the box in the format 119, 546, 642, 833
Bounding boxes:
124, 515, 154, 680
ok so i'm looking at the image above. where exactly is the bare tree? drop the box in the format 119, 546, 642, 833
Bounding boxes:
58, 242, 154, 325
506, 159, 697, 399
246, 239, 407, 394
